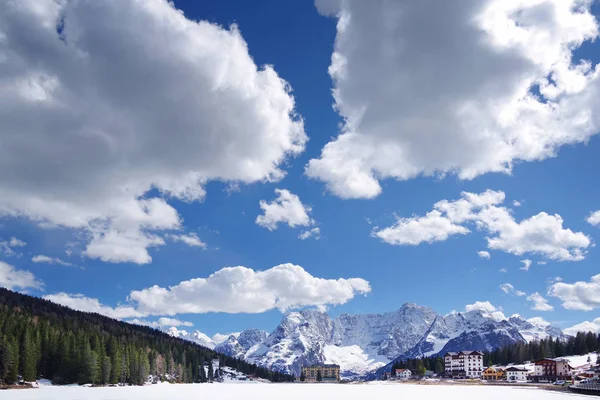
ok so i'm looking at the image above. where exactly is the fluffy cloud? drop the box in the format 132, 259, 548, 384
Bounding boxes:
0, 237, 27, 257
298, 227, 321, 240
372, 190, 590, 261
0, 0, 305, 264
520, 259, 532, 271
256, 189, 315, 231
527, 317, 551, 327
587, 211, 600, 226
485, 213, 588, 261
372, 210, 469, 245
43, 292, 143, 319
32, 255, 73, 266
0, 261, 43, 291
127, 317, 193, 328
564, 318, 600, 336
465, 301, 506, 320
478, 251, 491, 259
307, 0, 600, 199
129, 263, 371, 315
549, 274, 600, 311
500, 283, 526, 296
465, 301, 498, 313
167, 233, 207, 248
527, 292, 554, 311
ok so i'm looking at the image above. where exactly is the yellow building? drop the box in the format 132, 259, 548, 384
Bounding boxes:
301, 364, 340, 382
483, 366, 506, 381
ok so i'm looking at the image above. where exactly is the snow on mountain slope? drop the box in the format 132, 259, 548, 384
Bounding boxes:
163, 327, 234, 349
508, 315, 568, 342
332, 303, 438, 360
245, 310, 334, 376
215, 329, 268, 358
323, 344, 388, 377
164, 304, 569, 378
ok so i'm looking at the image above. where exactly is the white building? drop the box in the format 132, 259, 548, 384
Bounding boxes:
506, 367, 528, 382
395, 369, 412, 379
444, 351, 484, 378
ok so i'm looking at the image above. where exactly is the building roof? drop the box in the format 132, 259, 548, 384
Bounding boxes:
506, 367, 528, 372
395, 369, 410, 373
304, 364, 340, 368
444, 350, 484, 357
483, 367, 503, 372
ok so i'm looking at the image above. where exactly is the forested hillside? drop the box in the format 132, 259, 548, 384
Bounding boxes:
390, 332, 600, 375
0, 288, 293, 385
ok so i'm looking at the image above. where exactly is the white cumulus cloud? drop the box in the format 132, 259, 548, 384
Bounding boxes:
465, 301, 506, 320
43, 292, 144, 319
129, 263, 371, 316
527, 292, 554, 311
549, 274, 600, 311
587, 210, 600, 226
500, 283, 526, 296
564, 318, 600, 336
478, 250, 491, 259
0, 237, 27, 257
0, 261, 43, 291
372, 190, 590, 261
167, 233, 207, 248
465, 301, 498, 313
32, 255, 73, 266
127, 317, 194, 328
0, 0, 305, 264
520, 259, 532, 271
298, 227, 321, 240
372, 210, 469, 245
256, 189, 315, 231
307, 0, 600, 199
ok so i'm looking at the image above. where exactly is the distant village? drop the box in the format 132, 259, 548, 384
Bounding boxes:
297, 350, 600, 389
387, 351, 600, 387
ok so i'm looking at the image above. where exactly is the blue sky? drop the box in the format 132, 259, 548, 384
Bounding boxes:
1, 0, 600, 338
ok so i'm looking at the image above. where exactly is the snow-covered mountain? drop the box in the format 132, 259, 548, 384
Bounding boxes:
164, 303, 569, 378
163, 327, 235, 349
215, 329, 268, 359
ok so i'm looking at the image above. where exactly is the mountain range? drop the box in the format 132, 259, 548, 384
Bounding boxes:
163, 303, 568, 378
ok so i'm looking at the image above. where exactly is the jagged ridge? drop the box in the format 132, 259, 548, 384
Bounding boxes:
164, 303, 569, 378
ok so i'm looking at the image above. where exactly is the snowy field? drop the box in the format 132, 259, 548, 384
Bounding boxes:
0, 383, 588, 400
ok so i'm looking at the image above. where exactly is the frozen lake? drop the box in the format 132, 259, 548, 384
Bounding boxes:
0, 383, 587, 400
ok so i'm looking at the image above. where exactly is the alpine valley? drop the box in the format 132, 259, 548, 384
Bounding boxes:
162, 303, 568, 379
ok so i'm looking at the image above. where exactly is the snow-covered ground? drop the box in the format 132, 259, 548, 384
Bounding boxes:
323, 344, 388, 377
0, 383, 588, 400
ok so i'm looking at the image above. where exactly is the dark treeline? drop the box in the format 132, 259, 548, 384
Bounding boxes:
0, 288, 293, 385
484, 332, 600, 366
391, 356, 444, 376
390, 332, 600, 376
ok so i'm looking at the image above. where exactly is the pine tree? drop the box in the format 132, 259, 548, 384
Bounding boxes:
300, 371, 306, 382
101, 356, 111, 385
2, 337, 19, 384
316, 369, 322, 382
21, 327, 38, 381
208, 360, 214, 382
138, 349, 149, 384
416, 359, 426, 376
435, 359, 444, 374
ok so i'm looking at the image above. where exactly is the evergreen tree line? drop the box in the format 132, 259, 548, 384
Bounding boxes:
390, 355, 444, 376
389, 331, 600, 376
484, 332, 600, 366
0, 288, 293, 385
